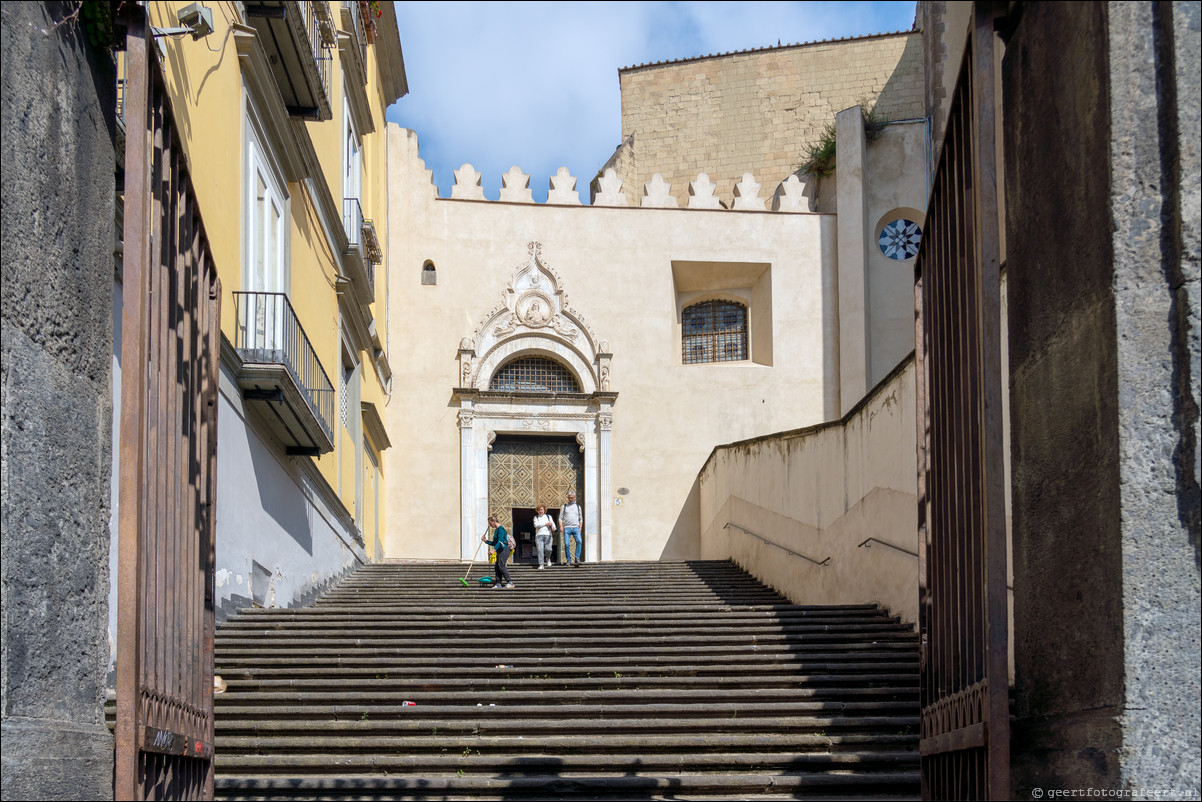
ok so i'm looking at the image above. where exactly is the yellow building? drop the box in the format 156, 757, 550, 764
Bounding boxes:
115, 1, 406, 619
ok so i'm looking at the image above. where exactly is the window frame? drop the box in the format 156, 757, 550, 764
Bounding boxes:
243, 96, 290, 296
681, 299, 750, 365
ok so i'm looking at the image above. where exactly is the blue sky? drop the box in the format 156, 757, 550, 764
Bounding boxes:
386, 2, 918, 202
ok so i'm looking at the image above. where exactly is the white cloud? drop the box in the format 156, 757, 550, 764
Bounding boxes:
386, 1, 917, 202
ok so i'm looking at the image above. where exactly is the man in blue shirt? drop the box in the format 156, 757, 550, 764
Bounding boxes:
560, 491, 583, 566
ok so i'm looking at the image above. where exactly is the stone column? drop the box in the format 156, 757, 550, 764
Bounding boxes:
835, 104, 871, 415
597, 407, 614, 562
457, 405, 475, 560
582, 430, 600, 563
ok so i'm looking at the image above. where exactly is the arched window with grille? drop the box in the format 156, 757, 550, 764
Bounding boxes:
682, 300, 748, 364
489, 356, 581, 393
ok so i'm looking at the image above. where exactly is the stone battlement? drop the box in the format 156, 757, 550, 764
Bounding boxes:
443, 163, 816, 213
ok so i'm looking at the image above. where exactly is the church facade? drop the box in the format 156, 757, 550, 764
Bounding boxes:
383, 29, 928, 565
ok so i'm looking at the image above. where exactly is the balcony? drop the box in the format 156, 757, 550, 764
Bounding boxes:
342, 197, 379, 303
232, 291, 336, 455
338, 1, 374, 134
244, 1, 333, 121
340, 1, 368, 81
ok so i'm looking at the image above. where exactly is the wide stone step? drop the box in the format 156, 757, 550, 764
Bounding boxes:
214, 732, 918, 755
217, 621, 910, 637
211, 663, 913, 687
214, 713, 919, 738
215, 678, 918, 696
215, 770, 920, 800
216, 654, 913, 673
215, 750, 919, 774
213, 634, 908, 654
219, 611, 904, 628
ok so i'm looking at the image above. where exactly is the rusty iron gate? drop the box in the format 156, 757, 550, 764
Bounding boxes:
914, 3, 1009, 799
115, 6, 221, 799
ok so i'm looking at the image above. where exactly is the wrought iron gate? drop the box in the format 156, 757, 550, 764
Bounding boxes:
115, 6, 220, 798
915, 3, 1009, 799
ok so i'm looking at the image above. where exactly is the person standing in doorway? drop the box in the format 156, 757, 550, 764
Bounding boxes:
483, 514, 514, 588
533, 504, 556, 569
560, 491, 583, 566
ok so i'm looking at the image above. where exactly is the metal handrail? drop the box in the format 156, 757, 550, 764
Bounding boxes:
232, 291, 335, 441
857, 537, 920, 559
723, 522, 830, 567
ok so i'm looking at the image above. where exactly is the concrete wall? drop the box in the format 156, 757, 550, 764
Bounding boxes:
1, 2, 116, 797
1003, 0, 1201, 794
614, 31, 925, 209
697, 357, 918, 625
211, 365, 366, 619
386, 126, 840, 563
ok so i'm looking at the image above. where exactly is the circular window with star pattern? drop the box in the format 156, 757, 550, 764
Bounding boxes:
878, 218, 923, 261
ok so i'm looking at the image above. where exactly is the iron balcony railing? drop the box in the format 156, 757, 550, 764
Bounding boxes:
232, 291, 335, 442
294, 0, 333, 117
362, 217, 383, 265
245, 1, 333, 120
343, 197, 375, 294
342, 1, 368, 80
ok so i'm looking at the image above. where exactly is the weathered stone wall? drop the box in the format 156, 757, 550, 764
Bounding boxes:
1107, 1, 1200, 791
613, 31, 925, 208
1003, 0, 1200, 794
1, 1, 117, 798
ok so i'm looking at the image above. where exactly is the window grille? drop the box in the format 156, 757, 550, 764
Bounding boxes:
682, 300, 748, 364
490, 357, 580, 393
340, 362, 351, 427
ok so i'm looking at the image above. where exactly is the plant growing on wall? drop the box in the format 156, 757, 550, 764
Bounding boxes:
362, 1, 382, 44
799, 102, 890, 177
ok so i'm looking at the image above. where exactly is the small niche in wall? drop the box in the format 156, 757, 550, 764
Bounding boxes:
421, 260, 437, 285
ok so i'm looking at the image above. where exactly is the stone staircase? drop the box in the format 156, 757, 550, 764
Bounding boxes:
212, 560, 919, 800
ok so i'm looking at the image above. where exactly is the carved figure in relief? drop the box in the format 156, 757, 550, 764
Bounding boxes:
599, 364, 610, 391
493, 313, 520, 338
517, 292, 554, 327
549, 316, 579, 342
527, 300, 547, 324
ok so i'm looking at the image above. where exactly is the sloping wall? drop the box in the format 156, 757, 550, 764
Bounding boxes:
698, 356, 918, 624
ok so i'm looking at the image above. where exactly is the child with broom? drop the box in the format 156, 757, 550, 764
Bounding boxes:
483, 514, 514, 589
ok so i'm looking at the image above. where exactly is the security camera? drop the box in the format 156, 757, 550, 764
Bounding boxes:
177, 3, 214, 39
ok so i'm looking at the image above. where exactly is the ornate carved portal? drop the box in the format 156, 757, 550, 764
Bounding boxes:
455, 243, 615, 562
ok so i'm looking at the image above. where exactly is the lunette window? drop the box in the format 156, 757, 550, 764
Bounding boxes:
490, 357, 581, 393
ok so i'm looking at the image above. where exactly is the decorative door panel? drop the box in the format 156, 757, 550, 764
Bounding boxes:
488, 436, 583, 537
